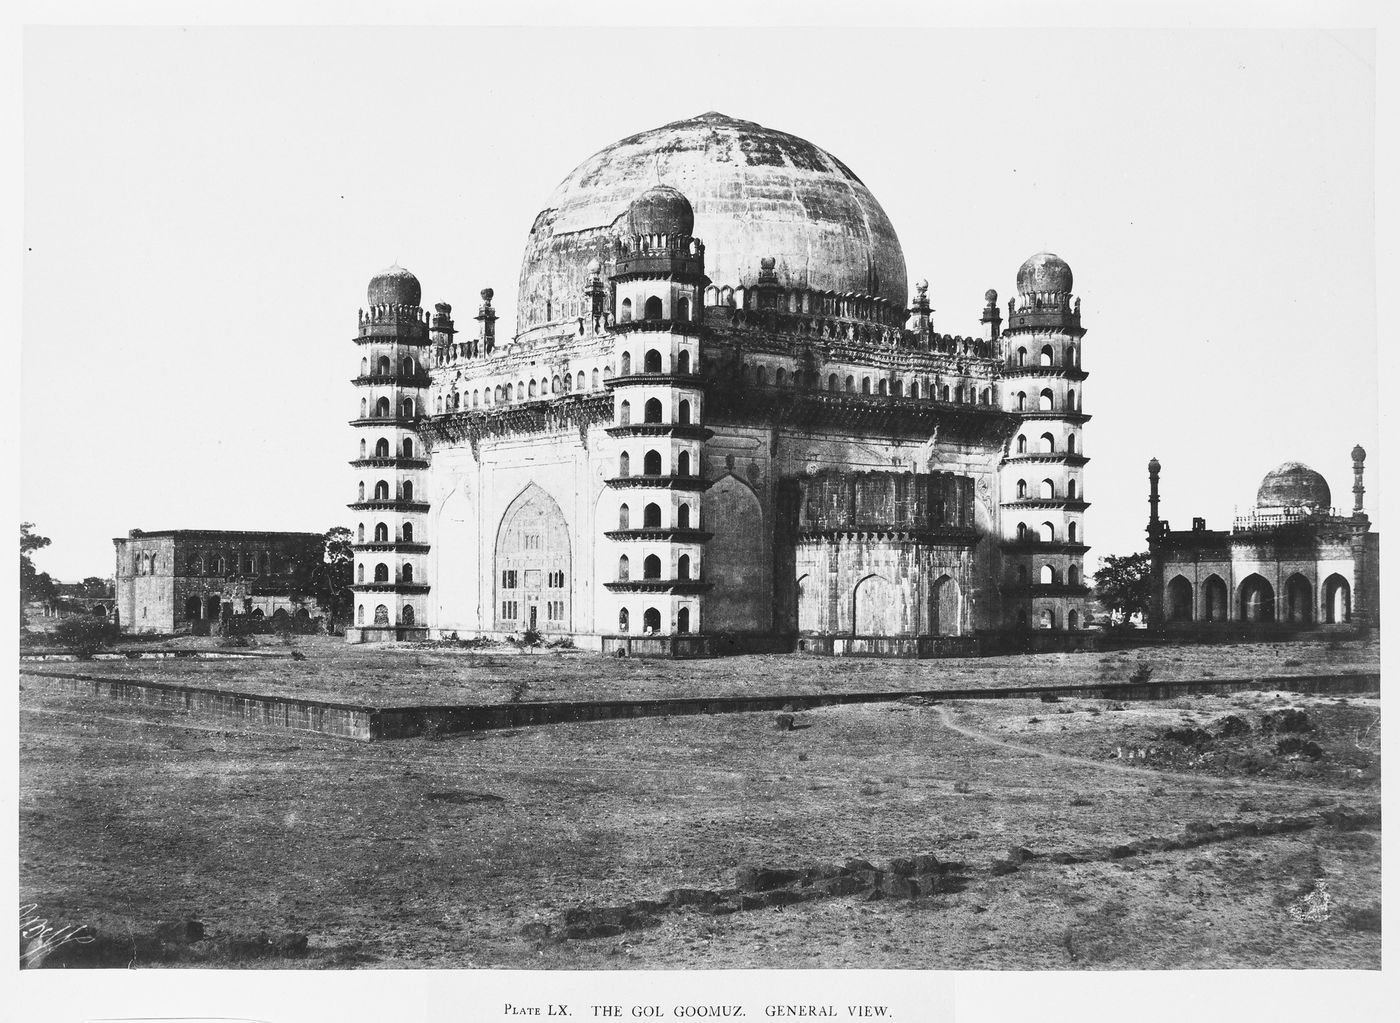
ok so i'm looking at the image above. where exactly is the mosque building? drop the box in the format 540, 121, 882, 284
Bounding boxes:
1146, 450, 1379, 631
346, 112, 1092, 654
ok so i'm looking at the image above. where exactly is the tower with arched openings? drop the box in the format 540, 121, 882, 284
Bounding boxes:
347, 265, 435, 641
997, 253, 1091, 639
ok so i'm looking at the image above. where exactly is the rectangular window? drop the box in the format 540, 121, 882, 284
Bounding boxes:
524, 569, 542, 589
523, 534, 541, 550
500, 600, 519, 620
547, 600, 564, 621
501, 570, 518, 589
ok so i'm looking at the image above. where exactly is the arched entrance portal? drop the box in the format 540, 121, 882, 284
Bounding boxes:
1284, 574, 1313, 624
930, 575, 960, 636
853, 574, 900, 635
1166, 576, 1194, 621
184, 595, 201, 621
1239, 574, 1275, 623
1201, 575, 1228, 622
495, 484, 572, 633
1323, 574, 1351, 623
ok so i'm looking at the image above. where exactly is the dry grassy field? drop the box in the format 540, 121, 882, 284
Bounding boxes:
18, 638, 1381, 970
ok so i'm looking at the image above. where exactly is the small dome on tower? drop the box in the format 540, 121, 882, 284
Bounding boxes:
1016, 252, 1073, 296
368, 264, 421, 308
626, 184, 696, 237
1256, 462, 1332, 512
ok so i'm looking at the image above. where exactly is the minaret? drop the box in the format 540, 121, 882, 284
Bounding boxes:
1146, 457, 1165, 628
347, 265, 431, 642
602, 185, 713, 644
1348, 444, 1374, 626
997, 252, 1091, 634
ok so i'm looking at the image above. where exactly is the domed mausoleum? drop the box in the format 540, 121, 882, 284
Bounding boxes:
1147, 451, 1379, 630
344, 113, 1096, 653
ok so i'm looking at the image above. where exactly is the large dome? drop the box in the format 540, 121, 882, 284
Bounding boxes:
1256, 462, 1332, 512
516, 112, 908, 336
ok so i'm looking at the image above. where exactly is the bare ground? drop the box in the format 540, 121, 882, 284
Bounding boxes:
18, 650, 1380, 970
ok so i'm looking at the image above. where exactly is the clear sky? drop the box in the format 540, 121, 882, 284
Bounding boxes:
21, 25, 1377, 582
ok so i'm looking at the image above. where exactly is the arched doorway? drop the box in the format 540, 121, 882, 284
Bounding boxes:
1323, 574, 1351, 623
1239, 574, 1275, 623
1201, 575, 1228, 622
1166, 576, 1194, 621
642, 607, 661, 634
184, 595, 202, 621
495, 483, 572, 633
796, 574, 821, 633
1284, 573, 1313, 624
853, 574, 900, 635
930, 574, 960, 636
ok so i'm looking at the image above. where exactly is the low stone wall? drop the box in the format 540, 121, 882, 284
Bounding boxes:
21, 670, 375, 740
22, 666, 1379, 743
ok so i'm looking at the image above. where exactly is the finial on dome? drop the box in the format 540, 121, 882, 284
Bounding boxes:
586, 258, 602, 278
984, 288, 998, 305
480, 288, 494, 303
1352, 444, 1367, 464
761, 256, 777, 271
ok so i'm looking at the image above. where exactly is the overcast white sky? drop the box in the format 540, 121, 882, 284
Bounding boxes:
21, 25, 1378, 581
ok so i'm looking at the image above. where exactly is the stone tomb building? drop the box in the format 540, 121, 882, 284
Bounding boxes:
113, 529, 326, 634
347, 112, 1093, 653
1146, 450, 1380, 631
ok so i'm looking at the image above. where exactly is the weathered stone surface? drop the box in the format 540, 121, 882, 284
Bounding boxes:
737, 866, 802, 891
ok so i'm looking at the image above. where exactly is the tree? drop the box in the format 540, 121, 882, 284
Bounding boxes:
1093, 552, 1152, 624
309, 526, 355, 622
20, 522, 56, 606
80, 576, 112, 597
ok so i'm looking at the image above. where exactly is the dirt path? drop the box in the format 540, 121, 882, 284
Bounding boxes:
933, 704, 1377, 802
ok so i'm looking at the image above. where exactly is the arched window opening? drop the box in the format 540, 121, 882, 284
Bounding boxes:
1167, 575, 1194, 621
862, 377, 871, 394
359, 438, 367, 458
1202, 574, 1229, 622
1066, 344, 1078, 367
617, 555, 630, 581
402, 605, 415, 625
678, 554, 691, 580
756, 366, 768, 385
1040, 345, 1054, 367
1016, 522, 1028, 541
677, 297, 690, 322
1068, 389, 1077, 411
1067, 434, 1077, 454
1039, 389, 1054, 411
644, 398, 663, 423
360, 357, 368, 375
357, 605, 365, 625
374, 563, 389, 583
576, 371, 585, 391
402, 564, 414, 583
910, 380, 920, 398
618, 504, 630, 529
1016, 479, 1027, 499
402, 481, 413, 502
678, 399, 692, 425
1323, 574, 1351, 623
1040, 479, 1055, 500
1040, 564, 1057, 585
1016, 347, 1027, 367
357, 564, 365, 583
375, 397, 391, 417
1239, 574, 1276, 622
358, 481, 366, 501
643, 555, 662, 579
1067, 480, 1077, 500
1068, 522, 1078, 543
1068, 609, 1080, 630
374, 604, 389, 626
1040, 433, 1055, 453
677, 450, 691, 476
618, 608, 630, 632
643, 607, 661, 633
528, 379, 537, 398
1041, 521, 1055, 543
374, 480, 389, 501
643, 503, 662, 527
643, 450, 662, 476
677, 607, 691, 634
591, 369, 600, 390
620, 298, 633, 323
1068, 565, 1080, 587
357, 523, 365, 543
377, 356, 391, 376
361, 397, 369, 417
619, 451, 631, 477
677, 504, 691, 528
1284, 573, 1314, 624
1016, 391, 1026, 411
829, 374, 839, 391
1016, 435, 1027, 453
374, 522, 388, 542
375, 437, 390, 458
954, 385, 963, 403
941, 384, 950, 401
1040, 609, 1056, 630
644, 296, 663, 320
845, 376, 855, 392
644, 349, 663, 373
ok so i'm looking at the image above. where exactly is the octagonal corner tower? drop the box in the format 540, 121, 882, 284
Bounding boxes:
515, 111, 908, 341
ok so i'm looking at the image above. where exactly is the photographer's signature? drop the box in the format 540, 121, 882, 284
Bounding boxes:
19, 903, 95, 967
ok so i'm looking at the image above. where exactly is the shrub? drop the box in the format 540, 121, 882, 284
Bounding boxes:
1128, 663, 1154, 684
521, 627, 543, 647
53, 616, 118, 659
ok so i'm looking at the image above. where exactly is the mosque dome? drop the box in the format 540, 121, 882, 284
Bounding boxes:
1256, 462, 1332, 512
517, 112, 908, 333
1016, 252, 1073, 296
627, 184, 695, 237
367, 264, 421, 308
